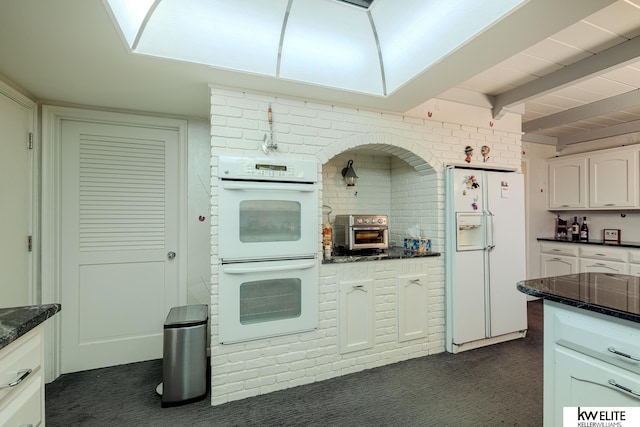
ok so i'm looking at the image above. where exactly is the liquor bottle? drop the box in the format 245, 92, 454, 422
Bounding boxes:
571, 216, 580, 241
580, 216, 589, 241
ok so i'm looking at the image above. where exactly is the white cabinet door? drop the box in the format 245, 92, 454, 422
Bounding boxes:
629, 264, 640, 277
548, 157, 588, 209
339, 279, 374, 354
550, 347, 640, 426
540, 254, 578, 277
579, 259, 627, 274
589, 149, 638, 208
397, 274, 428, 343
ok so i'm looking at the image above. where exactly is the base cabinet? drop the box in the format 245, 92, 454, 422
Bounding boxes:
338, 279, 374, 354
540, 254, 577, 277
397, 274, 428, 343
544, 301, 640, 425
0, 325, 45, 427
580, 259, 627, 274
555, 347, 640, 407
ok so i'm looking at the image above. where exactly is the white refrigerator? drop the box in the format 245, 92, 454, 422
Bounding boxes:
445, 166, 527, 353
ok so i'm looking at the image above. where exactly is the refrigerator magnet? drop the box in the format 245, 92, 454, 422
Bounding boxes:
465, 175, 479, 189
501, 181, 510, 198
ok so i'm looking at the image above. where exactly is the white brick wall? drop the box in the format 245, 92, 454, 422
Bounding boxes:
209, 87, 522, 405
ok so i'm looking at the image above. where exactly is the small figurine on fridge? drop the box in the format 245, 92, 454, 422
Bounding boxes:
481, 145, 490, 162
464, 146, 473, 163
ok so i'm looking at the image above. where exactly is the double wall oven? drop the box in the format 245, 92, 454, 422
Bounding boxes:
217, 155, 318, 344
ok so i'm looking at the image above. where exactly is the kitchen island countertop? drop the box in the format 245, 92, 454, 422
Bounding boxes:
0, 304, 61, 350
322, 247, 440, 264
517, 273, 640, 324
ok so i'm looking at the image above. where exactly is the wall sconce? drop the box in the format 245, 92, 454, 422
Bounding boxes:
341, 159, 358, 186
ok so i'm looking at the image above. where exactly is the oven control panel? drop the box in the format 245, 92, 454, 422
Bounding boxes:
219, 155, 317, 183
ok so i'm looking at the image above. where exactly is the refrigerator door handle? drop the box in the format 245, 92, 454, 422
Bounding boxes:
485, 209, 495, 251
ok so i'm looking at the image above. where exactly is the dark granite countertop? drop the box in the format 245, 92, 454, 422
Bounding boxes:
0, 304, 61, 350
322, 247, 441, 264
537, 237, 640, 249
518, 273, 640, 323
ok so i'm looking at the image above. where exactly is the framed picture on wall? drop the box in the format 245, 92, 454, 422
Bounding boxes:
603, 229, 621, 243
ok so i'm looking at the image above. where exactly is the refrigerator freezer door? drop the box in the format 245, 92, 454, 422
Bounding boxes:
486, 172, 527, 337
451, 248, 487, 344
452, 169, 484, 213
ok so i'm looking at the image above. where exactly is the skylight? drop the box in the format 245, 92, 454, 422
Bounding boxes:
103, 0, 526, 97
337, 0, 375, 9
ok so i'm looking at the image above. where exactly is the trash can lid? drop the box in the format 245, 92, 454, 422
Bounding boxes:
164, 304, 208, 328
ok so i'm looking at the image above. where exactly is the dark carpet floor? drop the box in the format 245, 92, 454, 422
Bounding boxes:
45, 300, 543, 427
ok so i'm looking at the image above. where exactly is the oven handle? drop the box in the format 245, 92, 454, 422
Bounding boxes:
223, 260, 316, 274
221, 181, 316, 192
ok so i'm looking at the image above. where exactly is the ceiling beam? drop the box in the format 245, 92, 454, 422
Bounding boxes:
522, 133, 558, 145
523, 89, 640, 133
558, 119, 640, 145
493, 35, 640, 119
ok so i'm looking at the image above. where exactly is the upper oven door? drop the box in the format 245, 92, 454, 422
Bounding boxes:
219, 180, 318, 261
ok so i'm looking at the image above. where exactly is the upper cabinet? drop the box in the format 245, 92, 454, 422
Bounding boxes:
548, 156, 588, 209
589, 149, 638, 208
548, 146, 640, 210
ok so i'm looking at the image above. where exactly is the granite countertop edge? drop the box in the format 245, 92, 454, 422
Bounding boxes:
322, 250, 441, 264
0, 304, 61, 350
517, 283, 640, 324
537, 237, 640, 249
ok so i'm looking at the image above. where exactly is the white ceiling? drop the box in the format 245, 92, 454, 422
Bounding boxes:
1, 0, 640, 148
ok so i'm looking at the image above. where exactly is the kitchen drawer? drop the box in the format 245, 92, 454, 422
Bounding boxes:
0, 372, 43, 427
0, 326, 42, 403
629, 250, 640, 264
579, 246, 628, 262
551, 305, 640, 375
539, 243, 578, 257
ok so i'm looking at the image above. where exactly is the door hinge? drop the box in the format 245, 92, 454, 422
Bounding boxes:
28, 236, 32, 252
28, 133, 33, 150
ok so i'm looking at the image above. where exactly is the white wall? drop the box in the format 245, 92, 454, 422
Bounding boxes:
209, 86, 523, 405
187, 119, 212, 305
522, 142, 557, 279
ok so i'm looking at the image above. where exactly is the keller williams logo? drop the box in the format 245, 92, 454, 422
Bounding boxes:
577, 407, 626, 422
564, 406, 640, 426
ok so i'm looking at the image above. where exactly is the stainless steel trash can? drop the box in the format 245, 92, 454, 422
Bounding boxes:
159, 304, 208, 407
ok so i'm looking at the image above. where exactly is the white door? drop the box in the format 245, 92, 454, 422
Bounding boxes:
0, 91, 32, 307
60, 120, 181, 373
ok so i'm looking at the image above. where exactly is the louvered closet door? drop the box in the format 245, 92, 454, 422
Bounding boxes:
60, 120, 179, 373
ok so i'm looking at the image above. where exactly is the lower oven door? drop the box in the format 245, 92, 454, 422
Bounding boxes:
219, 257, 318, 344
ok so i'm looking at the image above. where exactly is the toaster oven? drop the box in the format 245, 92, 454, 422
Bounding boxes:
333, 214, 388, 252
